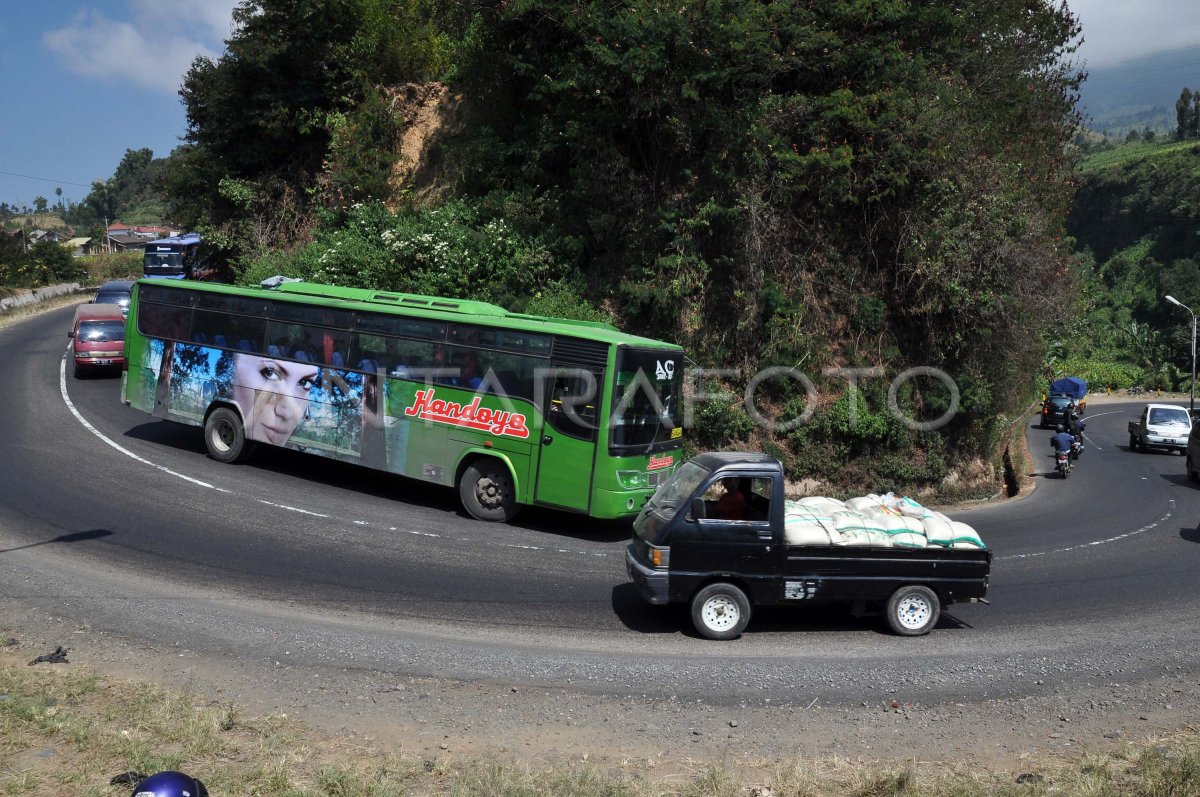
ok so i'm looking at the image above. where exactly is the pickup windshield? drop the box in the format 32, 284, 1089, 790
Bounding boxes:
1148, 408, 1190, 426
633, 461, 709, 542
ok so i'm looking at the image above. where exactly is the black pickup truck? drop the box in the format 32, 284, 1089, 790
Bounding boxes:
625, 452, 992, 639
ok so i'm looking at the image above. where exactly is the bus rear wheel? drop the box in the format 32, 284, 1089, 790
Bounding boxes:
459, 460, 518, 522
205, 406, 255, 464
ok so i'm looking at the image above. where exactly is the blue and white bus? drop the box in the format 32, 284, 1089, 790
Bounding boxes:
143, 233, 205, 280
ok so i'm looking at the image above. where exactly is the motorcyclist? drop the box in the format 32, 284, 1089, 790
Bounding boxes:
1051, 425, 1075, 460
1065, 415, 1086, 455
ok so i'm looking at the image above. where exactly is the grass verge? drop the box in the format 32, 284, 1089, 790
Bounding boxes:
0, 292, 89, 332
3, 641, 1200, 797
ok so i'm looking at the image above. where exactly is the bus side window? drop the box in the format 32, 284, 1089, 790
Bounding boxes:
349, 333, 389, 374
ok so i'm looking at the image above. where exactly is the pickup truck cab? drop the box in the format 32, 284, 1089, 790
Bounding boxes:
625, 453, 992, 640
1128, 403, 1191, 453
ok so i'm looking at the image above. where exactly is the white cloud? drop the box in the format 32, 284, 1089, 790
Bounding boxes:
130, 0, 236, 41
1068, 0, 1200, 67
43, 1, 237, 94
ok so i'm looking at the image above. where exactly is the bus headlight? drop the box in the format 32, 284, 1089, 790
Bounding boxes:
616, 470, 648, 490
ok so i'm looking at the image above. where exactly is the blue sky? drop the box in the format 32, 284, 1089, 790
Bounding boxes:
0, 0, 237, 210
1, 1, 1197, 212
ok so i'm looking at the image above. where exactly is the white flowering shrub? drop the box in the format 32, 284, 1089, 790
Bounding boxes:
243, 200, 568, 307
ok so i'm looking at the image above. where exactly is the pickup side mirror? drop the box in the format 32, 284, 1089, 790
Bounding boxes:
690, 497, 706, 521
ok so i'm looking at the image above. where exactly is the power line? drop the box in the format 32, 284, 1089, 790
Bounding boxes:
0, 169, 94, 188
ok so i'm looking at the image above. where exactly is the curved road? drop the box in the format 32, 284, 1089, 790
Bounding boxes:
2, 303, 1199, 710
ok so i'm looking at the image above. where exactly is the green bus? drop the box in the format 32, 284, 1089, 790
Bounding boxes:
122, 278, 685, 521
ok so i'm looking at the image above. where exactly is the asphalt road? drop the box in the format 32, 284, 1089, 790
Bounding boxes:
3, 303, 1199, 708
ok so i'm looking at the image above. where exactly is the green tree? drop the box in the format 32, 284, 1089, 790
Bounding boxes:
33, 196, 47, 213
1176, 87, 1193, 139
29, 239, 78, 282
85, 181, 116, 225
171, 0, 458, 266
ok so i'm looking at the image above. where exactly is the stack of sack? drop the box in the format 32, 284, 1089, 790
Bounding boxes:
783, 493, 986, 550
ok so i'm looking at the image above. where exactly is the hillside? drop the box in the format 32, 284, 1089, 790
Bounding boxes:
1059, 138, 1200, 393
1077, 45, 1199, 136
154, 0, 1089, 498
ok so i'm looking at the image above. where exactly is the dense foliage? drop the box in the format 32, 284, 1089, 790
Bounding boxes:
159, 0, 1086, 495
64, 148, 170, 233
167, 0, 460, 267
1064, 141, 1200, 390
0, 239, 86, 288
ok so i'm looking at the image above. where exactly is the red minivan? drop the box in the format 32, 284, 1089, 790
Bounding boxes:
69, 303, 126, 377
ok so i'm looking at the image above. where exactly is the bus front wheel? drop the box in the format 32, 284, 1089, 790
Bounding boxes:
205, 407, 255, 464
459, 460, 518, 522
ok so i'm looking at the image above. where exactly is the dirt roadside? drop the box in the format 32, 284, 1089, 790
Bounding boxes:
3, 594, 1198, 778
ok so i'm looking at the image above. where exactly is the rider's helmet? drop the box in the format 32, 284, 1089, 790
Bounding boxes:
1055, 424, 1065, 433
131, 771, 208, 797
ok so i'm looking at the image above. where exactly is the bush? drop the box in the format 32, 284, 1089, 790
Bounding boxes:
79, 252, 141, 284
522, 282, 612, 323
244, 200, 570, 309
1054, 358, 1147, 390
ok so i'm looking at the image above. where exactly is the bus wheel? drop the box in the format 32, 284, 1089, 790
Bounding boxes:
205, 407, 254, 464
885, 585, 940, 636
691, 583, 751, 640
459, 460, 518, 522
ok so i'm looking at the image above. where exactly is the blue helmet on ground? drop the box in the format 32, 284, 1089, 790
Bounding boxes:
131, 771, 208, 797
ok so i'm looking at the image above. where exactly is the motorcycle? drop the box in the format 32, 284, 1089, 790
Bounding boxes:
1055, 449, 1071, 478
1070, 433, 1083, 461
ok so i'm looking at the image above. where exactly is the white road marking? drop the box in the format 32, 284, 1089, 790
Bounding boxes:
1073, 408, 1126, 451
62, 354, 614, 556
998, 499, 1175, 560
59, 353, 229, 493
256, 500, 330, 518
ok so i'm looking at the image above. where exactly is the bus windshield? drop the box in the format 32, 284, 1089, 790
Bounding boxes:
143, 233, 202, 279
144, 251, 184, 272
610, 347, 683, 453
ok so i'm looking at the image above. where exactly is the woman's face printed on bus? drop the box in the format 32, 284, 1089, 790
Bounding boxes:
232, 355, 320, 445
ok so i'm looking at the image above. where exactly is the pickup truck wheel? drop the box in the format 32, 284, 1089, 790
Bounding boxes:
1129, 433, 1140, 451
459, 460, 519, 522
204, 406, 255, 464
885, 585, 940, 636
691, 583, 751, 640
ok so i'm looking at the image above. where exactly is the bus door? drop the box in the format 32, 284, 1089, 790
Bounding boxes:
534, 367, 601, 511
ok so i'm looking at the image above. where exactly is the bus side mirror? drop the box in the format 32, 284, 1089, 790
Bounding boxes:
690, 497, 706, 521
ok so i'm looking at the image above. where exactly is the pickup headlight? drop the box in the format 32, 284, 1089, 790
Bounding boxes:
616, 470, 648, 490
648, 544, 670, 569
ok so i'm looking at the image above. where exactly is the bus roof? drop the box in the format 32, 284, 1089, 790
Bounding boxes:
134, 279, 681, 349
148, 233, 201, 247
